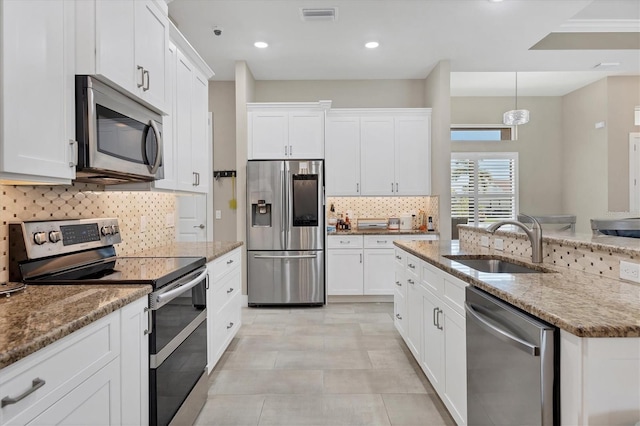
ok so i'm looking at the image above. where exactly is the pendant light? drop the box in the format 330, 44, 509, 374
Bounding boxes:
503, 72, 530, 126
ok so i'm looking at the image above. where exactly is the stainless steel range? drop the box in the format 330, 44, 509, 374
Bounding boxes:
9, 218, 208, 426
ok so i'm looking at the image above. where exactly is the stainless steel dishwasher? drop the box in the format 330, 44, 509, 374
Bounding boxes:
465, 286, 559, 426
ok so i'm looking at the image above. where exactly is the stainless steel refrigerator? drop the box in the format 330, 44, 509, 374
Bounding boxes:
247, 160, 325, 306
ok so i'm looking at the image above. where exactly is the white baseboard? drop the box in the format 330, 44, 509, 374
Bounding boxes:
327, 295, 393, 303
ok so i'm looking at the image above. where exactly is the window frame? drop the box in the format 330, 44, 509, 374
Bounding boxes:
450, 124, 517, 142
451, 152, 519, 226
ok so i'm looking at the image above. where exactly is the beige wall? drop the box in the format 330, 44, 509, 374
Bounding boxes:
254, 80, 425, 107
607, 76, 640, 211
425, 61, 452, 241
209, 81, 237, 241
562, 78, 608, 233
451, 96, 564, 216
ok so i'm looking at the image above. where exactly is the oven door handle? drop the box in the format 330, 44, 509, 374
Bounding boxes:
154, 268, 208, 307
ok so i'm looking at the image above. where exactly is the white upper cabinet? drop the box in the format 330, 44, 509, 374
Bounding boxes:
325, 115, 361, 196
326, 109, 431, 197
190, 70, 210, 193
0, 0, 76, 184
76, 0, 169, 113
248, 102, 330, 160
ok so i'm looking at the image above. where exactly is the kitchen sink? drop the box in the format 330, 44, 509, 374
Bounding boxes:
444, 255, 550, 274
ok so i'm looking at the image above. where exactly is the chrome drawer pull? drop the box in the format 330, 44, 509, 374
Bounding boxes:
339, 241, 350, 244
395, 255, 401, 260
226, 259, 234, 265
227, 322, 234, 329
408, 263, 415, 269
227, 287, 234, 294
407, 279, 414, 285
377, 240, 386, 243
395, 281, 402, 286
395, 313, 402, 320
2, 378, 46, 407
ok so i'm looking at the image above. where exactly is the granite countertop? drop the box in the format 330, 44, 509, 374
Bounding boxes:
0, 285, 151, 369
135, 241, 244, 262
394, 240, 640, 338
328, 229, 439, 236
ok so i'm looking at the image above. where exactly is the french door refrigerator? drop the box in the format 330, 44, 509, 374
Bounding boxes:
247, 160, 325, 306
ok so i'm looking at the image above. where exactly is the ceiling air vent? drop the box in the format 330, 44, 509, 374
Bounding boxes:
300, 8, 337, 21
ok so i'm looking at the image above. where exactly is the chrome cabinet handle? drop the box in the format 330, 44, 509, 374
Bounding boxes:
196, 172, 200, 186
396, 183, 399, 192
395, 255, 401, 260
395, 313, 402, 320
226, 259, 234, 265
360, 253, 363, 263
143, 69, 150, 91
227, 287, 234, 294
68, 140, 78, 167
407, 278, 414, 285
377, 240, 386, 243
339, 240, 350, 244
395, 280, 401, 286
391, 182, 394, 192
227, 322, 234, 329
285, 145, 288, 156
356, 183, 359, 193
137, 65, 144, 88
436, 308, 443, 330
193, 172, 198, 186
408, 263, 415, 269
144, 307, 153, 335
433, 307, 438, 327
1, 378, 46, 407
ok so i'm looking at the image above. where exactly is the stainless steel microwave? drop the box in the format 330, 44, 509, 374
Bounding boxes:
75, 75, 164, 184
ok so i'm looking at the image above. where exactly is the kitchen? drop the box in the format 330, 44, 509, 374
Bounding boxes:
1, 1, 640, 426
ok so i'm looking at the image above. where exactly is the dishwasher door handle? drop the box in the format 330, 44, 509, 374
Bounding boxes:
465, 302, 539, 356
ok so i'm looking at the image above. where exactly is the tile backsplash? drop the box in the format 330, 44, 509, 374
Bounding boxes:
327, 196, 439, 231
1, 183, 177, 283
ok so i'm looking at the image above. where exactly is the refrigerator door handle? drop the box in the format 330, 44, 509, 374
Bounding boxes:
280, 166, 286, 249
253, 254, 318, 259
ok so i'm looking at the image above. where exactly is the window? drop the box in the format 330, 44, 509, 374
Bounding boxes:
451, 125, 514, 141
451, 152, 518, 225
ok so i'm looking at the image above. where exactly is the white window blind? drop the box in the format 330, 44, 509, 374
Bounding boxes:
451, 152, 518, 225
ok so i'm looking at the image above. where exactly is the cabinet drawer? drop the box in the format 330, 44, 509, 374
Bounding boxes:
443, 277, 467, 316
211, 293, 241, 365
212, 267, 241, 314
0, 312, 119, 425
394, 248, 407, 268
211, 249, 241, 282
421, 260, 444, 295
406, 254, 420, 278
327, 235, 363, 249
363, 235, 397, 248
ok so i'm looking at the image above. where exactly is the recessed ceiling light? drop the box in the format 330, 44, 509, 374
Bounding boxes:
254, 41, 268, 49
365, 41, 379, 49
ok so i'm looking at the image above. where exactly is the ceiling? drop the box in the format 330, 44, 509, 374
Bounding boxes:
168, 0, 640, 95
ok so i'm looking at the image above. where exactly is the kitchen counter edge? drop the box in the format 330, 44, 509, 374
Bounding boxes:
134, 241, 244, 262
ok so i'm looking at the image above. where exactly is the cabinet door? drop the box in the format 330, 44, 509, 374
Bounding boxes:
134, 0, 168, 111
175, 50, 195, 191
443, 306, 467, 426
288, 111, 324, 159
120, 298, 149, 426
1, 0, 76, 182
249, 111, 288, 159
363, 248, 395, 295
394, 115, 431, 195
325, 116, 360, 196
190, 70, 210, 193
421, 290, 444, 392
406, 277, 422, 360
153, 41, 177, 190
95, 0, 135, 93
360, 117, 395, 195
327, 249, 363, 295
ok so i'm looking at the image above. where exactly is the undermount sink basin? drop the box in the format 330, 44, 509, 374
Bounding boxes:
444, 255, 550, 274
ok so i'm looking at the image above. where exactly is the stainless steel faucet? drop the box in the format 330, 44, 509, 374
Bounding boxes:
486, 214, 543, 263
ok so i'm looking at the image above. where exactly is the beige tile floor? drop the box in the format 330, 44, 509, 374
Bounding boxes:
195, 303, 455, 426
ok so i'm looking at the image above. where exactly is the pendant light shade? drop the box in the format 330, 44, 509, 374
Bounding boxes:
503, 72, 530, 126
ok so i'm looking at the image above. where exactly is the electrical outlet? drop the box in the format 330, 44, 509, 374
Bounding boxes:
494, 238, 504, 251
215, 210, 222, 220
480, 236, 489, 247
620, 261, 640, 283
140, 216, 147, 233
165, 213, 175, 228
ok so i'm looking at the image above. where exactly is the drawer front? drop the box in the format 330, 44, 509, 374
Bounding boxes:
443, 277, 467, 316
211, 293, 241, 366
394, 248, 407, 268
0, 312, 119, 424
212, 267, 241, 314
211, 249, 241, 282
406, 254, 420, 279
327, 235, 364, 249
363, 235, 397, 249
421, 261, 444, 295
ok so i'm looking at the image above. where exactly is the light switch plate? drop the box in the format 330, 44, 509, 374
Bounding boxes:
165, 213, 175, 228
494, 238, 504, 251
215, 210, 222, 219
140, 215, 147, 233
620, 261, 640, 283
480, 236, 489, 247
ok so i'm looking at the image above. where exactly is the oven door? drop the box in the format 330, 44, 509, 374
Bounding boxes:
148, 267, 208, 426
78, 76, 164, 180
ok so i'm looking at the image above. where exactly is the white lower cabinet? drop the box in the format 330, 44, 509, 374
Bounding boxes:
327, 248, 364, 295
0, 297, 148, 426
394, 248, 467, 426
206, 248, 242, 373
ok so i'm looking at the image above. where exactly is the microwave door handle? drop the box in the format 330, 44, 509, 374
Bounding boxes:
148, 120, 163, 175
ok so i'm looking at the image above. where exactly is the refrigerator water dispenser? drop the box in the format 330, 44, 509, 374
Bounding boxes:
252, 200, 272, 227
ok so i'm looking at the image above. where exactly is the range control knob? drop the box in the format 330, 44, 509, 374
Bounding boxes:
101, 226, 112, 236
48, 231, 62, 243
33, 232, 47, 245
111, 225, 119, 235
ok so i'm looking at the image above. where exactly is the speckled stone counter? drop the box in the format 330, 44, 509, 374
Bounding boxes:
134, 241, 243, 262
394, 240, 640, 338
0, 285, 151, 369
328, 229, 439, 237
